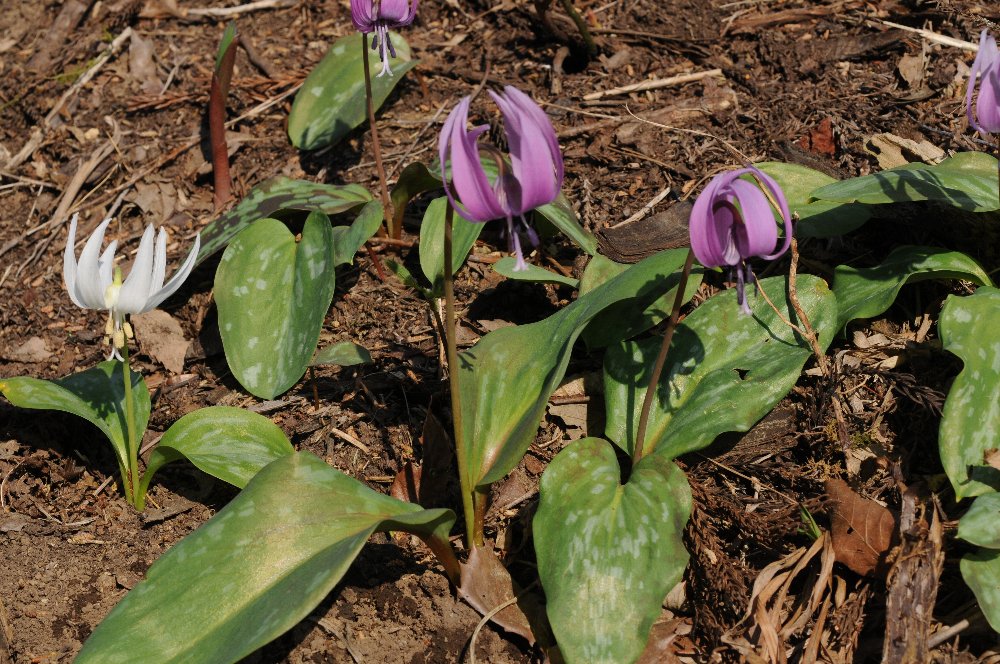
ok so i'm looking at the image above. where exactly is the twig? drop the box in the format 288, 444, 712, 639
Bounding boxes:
185, 0, 296, 17
617, 186, 672, 226
874, 20, 978, 52
927, 619, 970, 649
583, 68, 724, 101
467, 582, 539, 664
5, 27, 133, 171
329, 427, 371, 455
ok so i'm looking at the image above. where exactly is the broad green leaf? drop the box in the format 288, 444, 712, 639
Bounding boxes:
833, 246, 992, 329
419, 197, 485, 294
0, 361, 149, 482
494, 257, 579, 288
939, 287, 1000, 499
135, 406, 294, 508
961, 549, 1000, 632
604, 275, 837, 459
197, 177, 372, 264
310, 341, 372, 367
331, 199, 383, 266
812, 152, 1000, 211
77, 452, 455, 664
534, 194, 598, 256
459, 250, 689, 488
579, 252, 702, 349
390, 162, 441, 235
958, 493, 1000, 548
216, 213, 337, 399
288, 32, 416, 150
755, 161, 871, 238
534, 438, 690, 664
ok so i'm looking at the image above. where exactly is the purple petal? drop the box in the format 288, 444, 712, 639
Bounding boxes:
350, 0, 375, 32
379, 0, 418, 25
748, 168, 792, 260
977, 64, 1000, 133
968, 30, 1000, 133
439, 97, 505, 222
490, 86, 563, 213
689, 172, 739, 267
728, 179, 778, 258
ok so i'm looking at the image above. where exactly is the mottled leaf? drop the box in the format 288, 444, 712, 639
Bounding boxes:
534, 194, 598, 256
216, 213, 336, 399
958, 492, 1000, 549
494, 257, 579, 288
535, 438, 690, 664
755, 161, 871, 238
939, 287, 1000, 499
419, 197, 484, 294
961, 549, 1000, 632
331, 199, 383, 266
310, 341, 372, 367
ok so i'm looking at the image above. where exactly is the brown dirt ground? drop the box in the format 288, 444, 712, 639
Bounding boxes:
1, 0, 999, 661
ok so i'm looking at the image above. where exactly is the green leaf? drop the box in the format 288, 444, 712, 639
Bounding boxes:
534, 438, 690, 664
216, 213, 337, 399
604, 275, 838, 459
331, 199, 383, 266
288, 32, 417, 150
76, 452, 455, 663
214, 22, 238, 72
493, 257, 579, 288
755, 161, 871, 238
136, 406, 294, 507
0, 361, 149, 483
390, 162, 442, 236
939, 287, 1000, 499
458, 250, 690, 488
579, 252, 702, 349
384, 258, 430, 297
812, 152, 1000, 211
833, 246, 992, 329
961, 549, 1000, 633
197, 177, 372, 264
958, 493, 1000, 548
534, 194, 598, 256
419, 197, 485, 294
310, 341, 372, 367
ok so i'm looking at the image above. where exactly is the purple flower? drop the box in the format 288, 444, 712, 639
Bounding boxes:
351, 0, 419, 77
689, 167, 792, 314
967, 29, 1000, 134
439, 86, 564, 270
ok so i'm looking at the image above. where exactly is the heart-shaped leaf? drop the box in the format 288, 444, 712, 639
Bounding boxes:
0, 361, 149, 482
458, 250, 690, 489
958, 492, 1000, 548
833, 246, 992, 329
135, 406, 294, 508
331, 199, 383, 266
419, 197, 485, 294
939, 287, 1000, 499
755, 161, 871, 238
962, 549, 1000, 632
310, 341, 372, 367
534, 438, 691, 664
288, 32, 416, 150
604, 275, 838, 459
197, 177, 372, 264
812, 152, 1000, 211
216, 213, 337, 399
493, 257, 579, 288
76, 452, 455, 663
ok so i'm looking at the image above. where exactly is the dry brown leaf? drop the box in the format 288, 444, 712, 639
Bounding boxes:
132, 310, 189, 374
984, 448, 1000, 471
458, 546, 545, 646
2, 336, 51, 363
389, 461, 420, 504
129, 31, 162, 95
824, 478, 898, 578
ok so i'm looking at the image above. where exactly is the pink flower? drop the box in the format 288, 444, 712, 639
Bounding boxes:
967, 29, 1000, 134
351, 0, 419, 77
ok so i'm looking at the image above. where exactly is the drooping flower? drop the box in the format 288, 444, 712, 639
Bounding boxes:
967, 29, 1000, 135
351, 0, 419, 77
689, 167, 792, 314
439, 85, 564, 270
63, 214, 200, 360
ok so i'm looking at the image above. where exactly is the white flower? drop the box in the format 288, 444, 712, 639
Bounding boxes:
63, 214, 200, 360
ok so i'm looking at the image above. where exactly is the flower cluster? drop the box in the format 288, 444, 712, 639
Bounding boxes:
351, 0, 419, 77
438, 85, 564, 270
967, 29, 1000, 135
64, 215, 200, 359
689, 168, 792, 314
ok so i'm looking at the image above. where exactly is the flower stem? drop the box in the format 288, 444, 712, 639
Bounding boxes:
120, 341, 139, 508
632, 250, 695, 465
361, 33, 396, 238
559, 0, 597, 58
443, 204, 479, 548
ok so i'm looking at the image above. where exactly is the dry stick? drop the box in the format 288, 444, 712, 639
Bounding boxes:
632, 250, 695, 463
361, 34, 396, 237
584, 68, 724, 101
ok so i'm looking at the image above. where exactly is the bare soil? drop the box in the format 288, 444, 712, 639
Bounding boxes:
1, 0, 998, 661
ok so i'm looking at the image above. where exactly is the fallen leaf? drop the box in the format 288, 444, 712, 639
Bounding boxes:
825, 478, 898, 577
797, 117, 836, 157
897, 52, 925, 89
132, 310, 189, 374
2, 336, 51, 363
984, 448, 1000, 471
458, 545, 549, 646
129, 31, 162, 95
865, 133, 945, 169
389, 461, 420, 504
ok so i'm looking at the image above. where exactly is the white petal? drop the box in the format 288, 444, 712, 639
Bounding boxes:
98, 241, 118, 300
63, 214, 84, 308
116, 224, 157, 314
143, 233, 200, 312
73, 218, 114, 309
149, 228, 168, 294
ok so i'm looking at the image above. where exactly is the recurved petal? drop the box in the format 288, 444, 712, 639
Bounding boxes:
968, 30, 1000, 133
379, 0, 417, 24
143, 233, 201, 313
749, 169, 792, 260
73, 217, 114, 309
977, 65, 1000, 133
728, 179, 778, 259
689, 172, 738, 267
150, 228, 168, 295
350, 0, 375, 32
116, 224, 157, 314
440, 97, 505, 222
63, 214, 84, 308
491, 86, 563, 213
